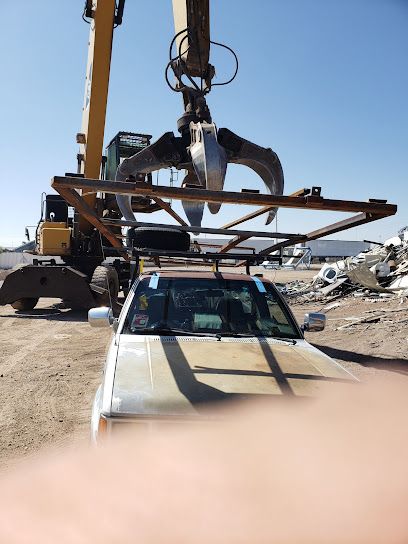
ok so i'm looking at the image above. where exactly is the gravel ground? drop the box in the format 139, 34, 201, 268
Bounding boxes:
0, 265, 407, 469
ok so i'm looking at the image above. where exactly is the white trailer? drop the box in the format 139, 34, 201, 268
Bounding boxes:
303, 239, 370, 260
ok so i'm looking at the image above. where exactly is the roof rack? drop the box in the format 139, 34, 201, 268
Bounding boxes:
51, 175, 397, 274
126, 248, 278, 277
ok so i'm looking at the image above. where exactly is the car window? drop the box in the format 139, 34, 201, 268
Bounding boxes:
123, 276, 300, 338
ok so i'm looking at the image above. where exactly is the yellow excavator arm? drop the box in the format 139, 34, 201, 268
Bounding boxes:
76, 0, 120, 233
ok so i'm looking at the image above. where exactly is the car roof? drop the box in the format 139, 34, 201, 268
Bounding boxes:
138, 270, 272, 283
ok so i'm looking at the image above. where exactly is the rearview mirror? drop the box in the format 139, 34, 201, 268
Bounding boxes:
88, 307, 113, 328
302, 312, 326, 332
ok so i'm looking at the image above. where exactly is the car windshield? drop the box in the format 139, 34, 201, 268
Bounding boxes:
123, 276, 300, 339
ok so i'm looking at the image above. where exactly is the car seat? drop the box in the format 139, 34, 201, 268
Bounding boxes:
147, 295, 166, 326
217, 297, 249, 332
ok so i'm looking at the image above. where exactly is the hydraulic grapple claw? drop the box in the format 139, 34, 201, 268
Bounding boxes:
114, 126, 284, 227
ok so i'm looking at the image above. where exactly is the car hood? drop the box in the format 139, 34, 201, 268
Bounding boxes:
111, 335, 356, 416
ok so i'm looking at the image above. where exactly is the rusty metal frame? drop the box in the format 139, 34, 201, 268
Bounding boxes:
52, 176, 397, 264
101, 218, 305, 240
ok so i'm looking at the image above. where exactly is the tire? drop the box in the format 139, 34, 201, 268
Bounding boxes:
91, 266, 119, 307
127, 227, 190, 252
11, 298, 38, 311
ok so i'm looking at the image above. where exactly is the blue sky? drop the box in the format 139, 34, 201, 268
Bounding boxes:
0, 0, 406, 247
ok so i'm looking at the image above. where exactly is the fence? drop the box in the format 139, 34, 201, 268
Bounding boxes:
0, 253, 63, 269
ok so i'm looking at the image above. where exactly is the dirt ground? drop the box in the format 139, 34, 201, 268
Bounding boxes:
0, 265, 407, 470
0, 302, 109, 470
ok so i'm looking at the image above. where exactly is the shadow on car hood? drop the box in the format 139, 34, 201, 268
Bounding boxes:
111, 336, 357, 416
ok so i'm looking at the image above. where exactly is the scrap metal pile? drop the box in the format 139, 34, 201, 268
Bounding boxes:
280, 227, 408, 304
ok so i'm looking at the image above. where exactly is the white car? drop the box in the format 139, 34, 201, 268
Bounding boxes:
89, 270, 356, 442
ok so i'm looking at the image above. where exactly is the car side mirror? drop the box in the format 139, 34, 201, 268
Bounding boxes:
88, 307, 114, 328
302, 312, 326, 332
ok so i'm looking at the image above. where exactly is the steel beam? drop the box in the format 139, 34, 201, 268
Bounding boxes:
220, 187, 309, 229
198, 242, 255, 250
259, 212, 384, 255
221, 206, 275, 229
151, 196, 188, 226
56, 187, 126, 257
219, 189, 314, 253
234, 213, 386, 267
220, 235, 251, 253
52, 176, 398, 216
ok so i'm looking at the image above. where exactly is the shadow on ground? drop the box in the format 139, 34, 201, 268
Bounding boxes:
0, 307, 88, 322
313, 343, 408, 376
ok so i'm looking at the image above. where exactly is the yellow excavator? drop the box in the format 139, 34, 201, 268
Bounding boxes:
0, 0, 284, 311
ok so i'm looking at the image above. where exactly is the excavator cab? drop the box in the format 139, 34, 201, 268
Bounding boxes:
105, 132, 152, 181
104, 131, 161, 214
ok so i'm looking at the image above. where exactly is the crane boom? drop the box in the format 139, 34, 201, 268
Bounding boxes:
77, 0, 122, 233
172, 0, 210, 78
79, 0, 116, 180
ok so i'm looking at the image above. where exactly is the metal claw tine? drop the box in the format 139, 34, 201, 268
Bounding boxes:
218, 128, 284, 224
181, 171, 205, 226
189, 121, 228, 217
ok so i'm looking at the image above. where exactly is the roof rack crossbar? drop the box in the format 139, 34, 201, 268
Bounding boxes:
128, 249, 277, 262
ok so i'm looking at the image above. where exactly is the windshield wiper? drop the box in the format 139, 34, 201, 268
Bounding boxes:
219, 332, 297, 344
131, 327, 297, 344
265, 336, 297, 345
277, 338, 297, 345
218, 332, 260, 338
132, 327, 221, 339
